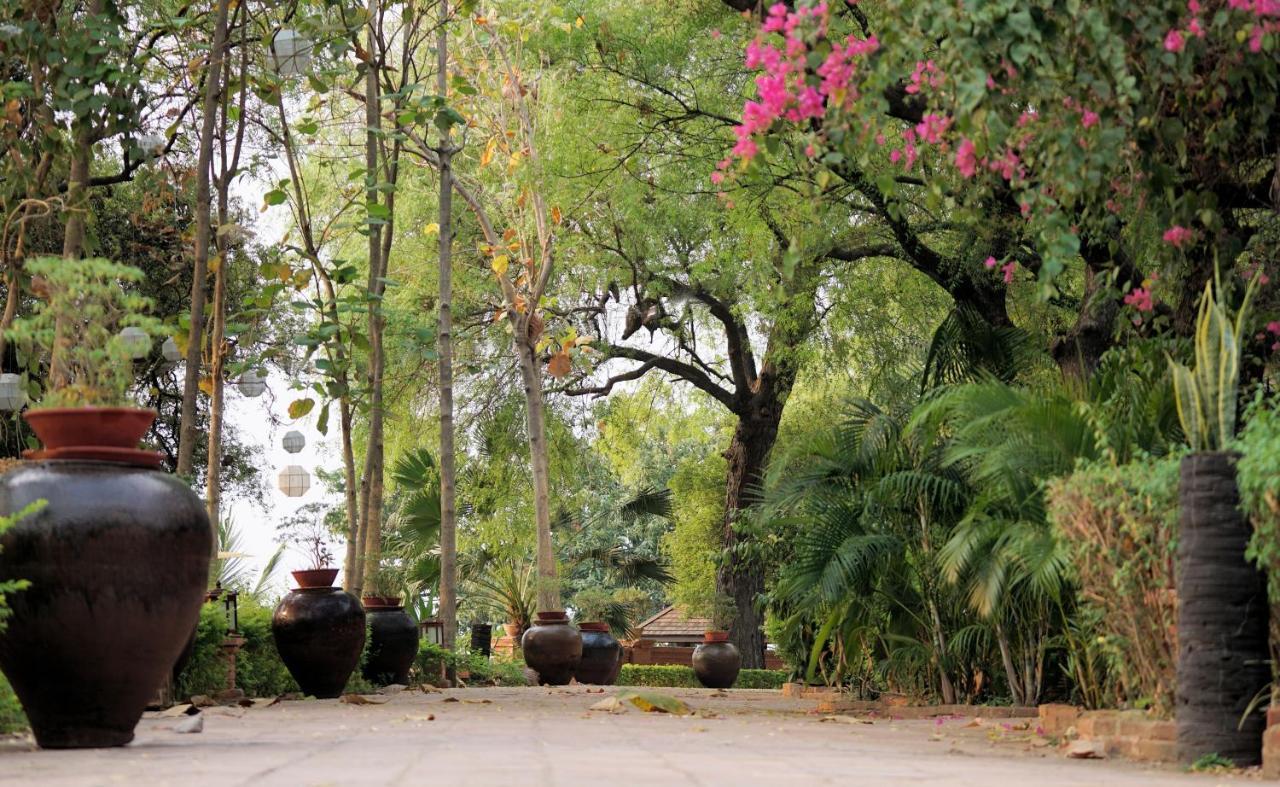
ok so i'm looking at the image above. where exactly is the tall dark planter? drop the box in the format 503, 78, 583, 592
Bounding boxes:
693, 632, 741, 689
0, 461, 211, 748
521, 611, 581, 686
575, 623, 622, 685
362, 601, 418, 686
1176, 452, 1270, 766
273, 585, 366, 698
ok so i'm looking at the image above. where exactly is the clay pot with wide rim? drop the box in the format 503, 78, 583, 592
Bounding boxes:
693, 631, 741, 689
272, 573, 365, 698
521, 611, 582, 686
0, 457, 211, 748
361, 597, 418, 686
575, 622, 622, 685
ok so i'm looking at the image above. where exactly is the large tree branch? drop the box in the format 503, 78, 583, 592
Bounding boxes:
584, 342, 739, 412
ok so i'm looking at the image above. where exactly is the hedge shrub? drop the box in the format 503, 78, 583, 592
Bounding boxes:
0, 671, 24, 733
616, 664, 788, 689
413, 641, 528, 687
175, 597, 299, 700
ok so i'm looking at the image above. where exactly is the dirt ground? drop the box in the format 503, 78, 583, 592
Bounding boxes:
0, 686, 1265, 786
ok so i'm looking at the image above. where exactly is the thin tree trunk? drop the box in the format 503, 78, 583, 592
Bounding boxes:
341, 396, 363, 593
994, 619, 1026, 706
516, 337, 558, 612
435, 2, 458, 655
177, 0, 231, 478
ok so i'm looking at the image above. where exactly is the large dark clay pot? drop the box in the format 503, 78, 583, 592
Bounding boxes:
0, 461, 212, 748
272, 586, 365, 698
362, 602, 418, 686
693, 633, 741, 689
1176, 452, 1270, 766
575, 623, 622, 685
521, 611, 582, 686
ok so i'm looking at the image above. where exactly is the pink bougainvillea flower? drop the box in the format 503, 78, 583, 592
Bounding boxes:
710, 172, 725, 185
1188, 18, 1206, 37
1164, 29, 1186, 52
804, 144, 817, 158
1162, 225, 1194, 248
955, 138, 978, 178
984, 256, 999, 269
711, 28, 722, 39
1268, 320, 1280, 335
1124, 286, 1155, 312
914, 113, 951, 145
1081, 109, 1100, 128
1001, 262, 1018, 284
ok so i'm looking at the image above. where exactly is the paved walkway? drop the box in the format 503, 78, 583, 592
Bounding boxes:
0, 686, 1257, 786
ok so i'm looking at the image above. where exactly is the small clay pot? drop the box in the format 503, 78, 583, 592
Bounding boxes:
362, 603, 418, 686
0, 460, 211, 748
575, 622, 622, 685
693, 632, 741, 689
521, 611, 582, 686
272, 586, 365, 698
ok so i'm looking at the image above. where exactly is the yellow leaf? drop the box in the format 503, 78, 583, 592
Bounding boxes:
491, 254, 510, 276
198, 377, 214, 396
208, 254, 222, 274
423, 222, 440, 236
551, 205, 563, 225
576, 16, 585, 27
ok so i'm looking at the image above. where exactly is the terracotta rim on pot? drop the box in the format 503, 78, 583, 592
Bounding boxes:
23, 407, 157, 451
536, 610, 569, 623
578, 621, 609, 632
362, 595, 403, 610
703, 630, 730, 643
292, 568, 339, 589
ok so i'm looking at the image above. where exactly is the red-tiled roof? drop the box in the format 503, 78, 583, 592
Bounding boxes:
636, 605, 709, 639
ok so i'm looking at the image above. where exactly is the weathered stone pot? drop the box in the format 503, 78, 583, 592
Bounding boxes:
521, 610, 581, 686
1176, 452, 1269, 766
361, 598, 417, 686
575, 622, 622, 685
0, 460, 211, 748
692, 632, 741, 689
272, 580, 365, 698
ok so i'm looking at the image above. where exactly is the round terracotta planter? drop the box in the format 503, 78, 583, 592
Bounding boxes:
292, 568, 339, 589
0, 460, 211, 748
361, 600, 417, 687
575, 622, 622, 685
272, 584, 365, 699
693, 632, 741, 689
521, 611, 582, 686
24, 407, 157, 451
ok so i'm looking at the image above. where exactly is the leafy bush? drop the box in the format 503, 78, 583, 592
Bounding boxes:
616, 664, 788, 689
1046, 455, 1180, 715
412, 642, 528, 687
175, 597, 298, 700
1237, 398, 1280, 605
0, 671, 25, 733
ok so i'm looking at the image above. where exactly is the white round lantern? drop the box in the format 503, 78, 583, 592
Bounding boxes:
278, 465, 311, 497
161, 336, 183, 364
237, 369, 266, 397
118, 326, 151, 359
271, 29, 313, 76
282, 430, 305, 454
0, 373, 26, 411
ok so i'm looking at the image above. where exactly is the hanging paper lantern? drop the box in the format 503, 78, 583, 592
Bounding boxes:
161, 336, 183, 364
237, 369, 266, 397
282, 430, 305, 454
271, 29, 313, 76
0, 373, 26, 412
118, 326, 151, 359
278, 465, 311, 497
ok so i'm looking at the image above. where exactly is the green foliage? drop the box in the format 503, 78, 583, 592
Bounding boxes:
413, 642, 528, 687
663, 450, 726, 621
0, 501, 37, 632
1170, 276, 1257, 452
1047, 456, 1181, 715
0, 671, 26, 734
1236, 397, 1280, 608
615, 664, 788, 690
6, 257, 163, 408
175, 598, 298, 700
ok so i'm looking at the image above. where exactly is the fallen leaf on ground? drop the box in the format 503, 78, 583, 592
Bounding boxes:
819, 715, 873, 725
615, 691, 691, 716
403, 714, 435, 722
442, 697, 461, 703
462, 698, 492, 704
692, 708, 720, 719
267, 693, 303, 706
418, 684, 442, 693
173, 714, 203, 734
379, 684, 407, 695
584, 688, 605, 694
589, 696, 627, 714
341, 694, 389, 705
1064, 740, 1105, 759
962, 718, 982, 728
156, 704, 199, 718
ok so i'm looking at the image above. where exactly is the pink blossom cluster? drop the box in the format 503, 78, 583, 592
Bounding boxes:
906, 60, 944, 95
984, 255, 1019, 284
1162, 225, 1194, 248
1124, 286, 1154, 312
1169, 0, 1279, 54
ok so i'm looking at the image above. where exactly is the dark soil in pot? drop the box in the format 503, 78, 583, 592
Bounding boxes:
0, 461, 211, 748
693, 633, 741, 689
575, 623, 622, 685
272, 587, 365, 698
362, 605, 418, 686
1176, 452, 1270, 766
521, 611, 581, 686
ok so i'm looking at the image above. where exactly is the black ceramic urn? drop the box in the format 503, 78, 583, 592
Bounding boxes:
361, 599, 418, 686
521, 610, 582, 686
272, 581, 366, 698
575, 622, 622, 685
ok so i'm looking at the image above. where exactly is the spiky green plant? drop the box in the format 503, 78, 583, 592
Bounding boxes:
1170, 273, 1258, 452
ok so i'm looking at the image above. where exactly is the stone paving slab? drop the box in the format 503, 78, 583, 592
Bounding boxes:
0, 686, 1258, 786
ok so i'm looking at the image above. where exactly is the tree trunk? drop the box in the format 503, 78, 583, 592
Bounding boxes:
435, 2, 458, 656
340, 395, 363, 594
994, 619, 1026, 706
1176, 452, 1270, 766
177, 0, 230, 478
515, 335, 559, 613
